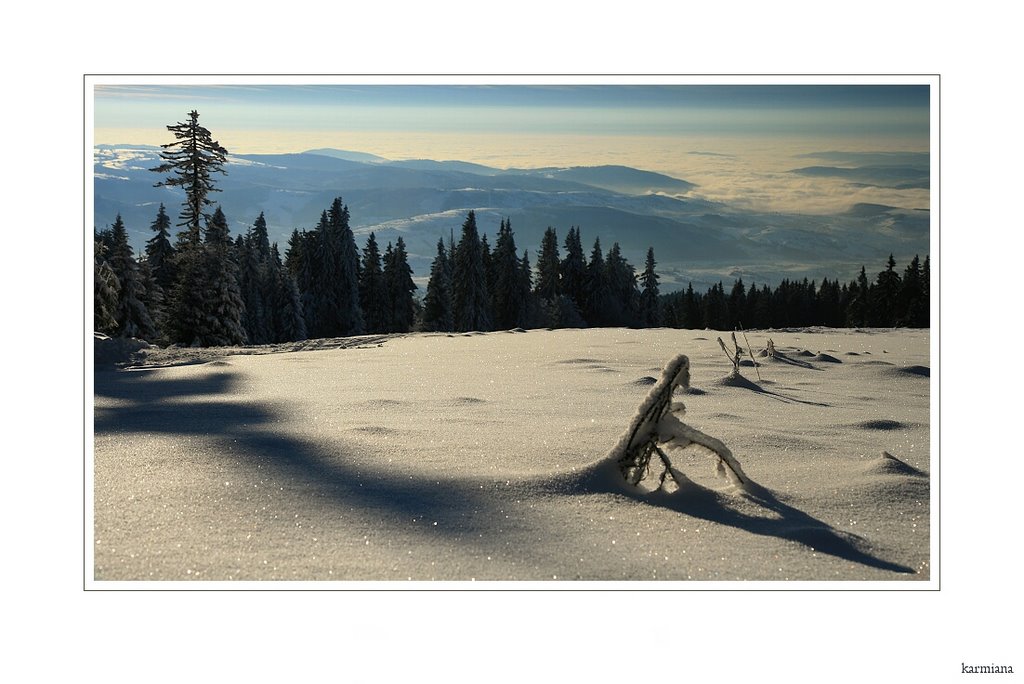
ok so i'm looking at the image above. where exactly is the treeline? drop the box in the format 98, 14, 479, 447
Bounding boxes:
93, 111, 930, 347
94, 204, 929, 348
418, 211, 660, 332
660, 254, 930, 330
94, 198, 418, 346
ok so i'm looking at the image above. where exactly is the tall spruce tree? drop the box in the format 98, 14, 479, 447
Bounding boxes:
94, 237, 120, 335
359, 232, 387, 333
727, 279, 746, 329
683, 283, 701, 329
383, 237, 417, 333
519, 250, 537, 328
237, 212, 275, 344
451, 211, 492, 331
302, 199, 364, 338
144, 204, 176, 293
871, 254, 901, 327
422, 237, 454, 332
491, 218, 527, 329
638, 246, 660, 327
584, 238, 611, 326
151, 110, 228, 244
107, 214, 157, 340
605, 242, 639, 327
847, 266, 871, 327
198, 207, 247, 346
921, 255, 930, 327
898, 255, 926, 327
535, 226, 561, 302
329, 198, 364, 336
559, 226, 587, 314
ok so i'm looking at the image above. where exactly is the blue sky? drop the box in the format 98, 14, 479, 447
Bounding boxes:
94, 83, 929, 139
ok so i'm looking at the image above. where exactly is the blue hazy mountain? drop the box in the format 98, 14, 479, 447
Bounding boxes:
94, 145, 930, 292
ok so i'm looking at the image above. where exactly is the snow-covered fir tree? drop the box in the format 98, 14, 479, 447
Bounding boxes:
559, 226, 587, 315
451, 211, 492, 332
605, 242, 639, 327
270, 245, 307, 342
107, 214, 158, 340
382, 237, 417, 333
534, 226, 560, 302
94, 237, 120, 335
584, 238, 611, 326
144, 203, 176, 293
237, 212, 275, 344
359, 232, 387, 333
422, 237, 454, 332
491, 218, 528, 329
639, 246, 660, 327
196, 206, 247, 346
308, 199, 364, 338
136, 257, 166, 341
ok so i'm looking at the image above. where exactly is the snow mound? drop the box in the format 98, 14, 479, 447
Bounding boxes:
861, 451, 928, 478
93, 334, 155, 368
713, 373, 765, 392
856, 419, 907, 431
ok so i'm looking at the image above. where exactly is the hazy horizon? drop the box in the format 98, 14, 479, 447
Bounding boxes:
93, 82, 931, 216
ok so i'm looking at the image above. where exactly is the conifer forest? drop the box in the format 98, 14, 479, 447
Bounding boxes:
94, 111, 930, 347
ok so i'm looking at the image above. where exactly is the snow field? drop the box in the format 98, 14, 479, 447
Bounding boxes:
93, 326, 930, 582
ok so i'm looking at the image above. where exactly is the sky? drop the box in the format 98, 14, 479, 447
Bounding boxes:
92, 80, 932, 214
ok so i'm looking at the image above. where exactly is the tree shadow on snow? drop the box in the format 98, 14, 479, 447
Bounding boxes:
94, 366, 537, 544
574, 472, 914, 575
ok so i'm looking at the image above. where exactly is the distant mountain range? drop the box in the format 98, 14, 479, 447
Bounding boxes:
93, 145, 930, 292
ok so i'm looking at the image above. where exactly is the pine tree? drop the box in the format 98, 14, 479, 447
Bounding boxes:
359, 232, 387, 333
94, 237, 120, 335
481, 233, 494, 304
144, 203, 176, 293
270, 242, 306, 342
330, 198, 364, 336
519, 250, 537, 328
422, 237, 454, 332
451, 211, 492, 331
151, 110, 229, 244
301, 199, 365, 338
727, 279, 746, 330
197, 207, 247, 346
872, 254, 902, 327
605, 242, 639, 327
284, 229, 304, 279
535, 226, 561, 302
897, 255, 927, 327
921, 255, 930, 327
491, 218, 527, 329
237, 212, 275, 344
703, 282, 727, 330
136, 257, 166, 341
107, 214, 157, 340
559, 226, 587, 313
584, 238, 611, 326
846, 266, 871, 327
638, 246, 660, 327
383, 237, 417, 333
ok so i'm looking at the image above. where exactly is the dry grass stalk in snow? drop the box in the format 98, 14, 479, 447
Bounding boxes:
718, 332, 744, 378
608, 354, 750, 492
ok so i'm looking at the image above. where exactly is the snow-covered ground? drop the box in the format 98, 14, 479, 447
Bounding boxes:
91, 327, 931, 584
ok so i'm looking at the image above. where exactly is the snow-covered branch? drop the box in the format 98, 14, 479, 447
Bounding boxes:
607, 353, 749, 491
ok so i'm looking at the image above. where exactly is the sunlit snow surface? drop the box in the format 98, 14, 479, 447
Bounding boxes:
92, 327, 931, 582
